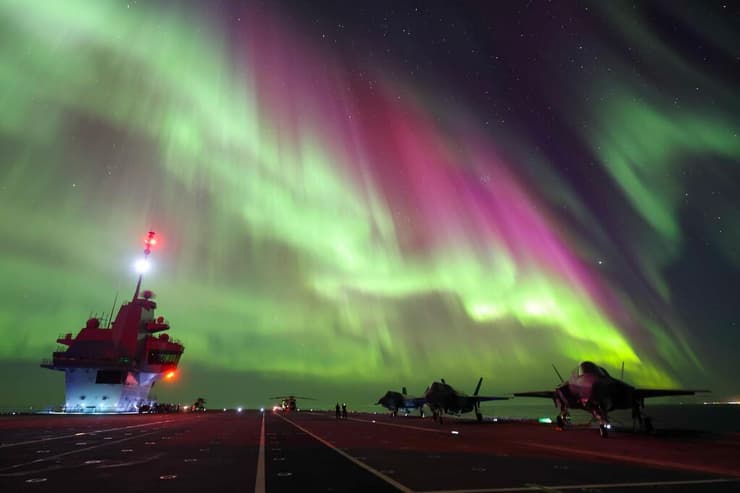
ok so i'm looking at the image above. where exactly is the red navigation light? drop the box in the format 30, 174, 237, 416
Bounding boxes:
165, 371, 176, 380
144, 231, 157, 247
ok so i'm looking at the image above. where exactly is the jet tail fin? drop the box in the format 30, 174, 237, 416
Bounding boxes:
474, 377, 483, 396
402, 386, 407, 396
552, 364, 564, 383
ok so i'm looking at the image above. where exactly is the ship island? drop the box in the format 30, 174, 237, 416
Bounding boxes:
41, 232, 184, 413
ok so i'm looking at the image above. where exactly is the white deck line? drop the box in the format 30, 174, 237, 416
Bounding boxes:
277, 413, 413, 493
416, 477, 738, 493
0, 418, 174, 448
254, 412, 266, 493
516, 441, 740, 477
0, 429, 162, 474
346, 416, 455, 434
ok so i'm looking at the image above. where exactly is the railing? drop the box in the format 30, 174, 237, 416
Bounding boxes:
41, 355, 134, 368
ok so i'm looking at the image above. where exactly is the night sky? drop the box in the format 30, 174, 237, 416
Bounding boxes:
1, 0, 738, 410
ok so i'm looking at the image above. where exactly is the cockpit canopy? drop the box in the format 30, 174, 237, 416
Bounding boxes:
429, 381, 453, 392
577, 361, 610, 377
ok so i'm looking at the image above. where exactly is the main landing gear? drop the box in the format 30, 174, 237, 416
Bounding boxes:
632, 400, 654, 433
474, 401, 483, 423
599, 423, 609, 438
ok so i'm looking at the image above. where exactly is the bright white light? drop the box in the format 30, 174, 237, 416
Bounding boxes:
451, 430, 460, 435
259, 407, 264, 413
134, 259, 151, 273
605, 424, 612, 429
237, 407, 243, 413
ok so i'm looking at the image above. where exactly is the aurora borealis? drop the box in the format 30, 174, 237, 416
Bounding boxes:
1, 0, 738, 408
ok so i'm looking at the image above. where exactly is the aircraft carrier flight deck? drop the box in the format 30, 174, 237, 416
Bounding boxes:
1, 410, 738, 493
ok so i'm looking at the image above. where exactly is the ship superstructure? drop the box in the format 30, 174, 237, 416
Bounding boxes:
41, 232, 184, 412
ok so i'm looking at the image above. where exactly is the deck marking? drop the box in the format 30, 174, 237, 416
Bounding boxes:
0, 419, 175, 448
277, 413, 413, 493
254, 412, 266, 493
415, 477, 738, 492
0, 429, 161, 474
308, 413, 449, 435
98, 453, 163, 469
516, 441, 740, 477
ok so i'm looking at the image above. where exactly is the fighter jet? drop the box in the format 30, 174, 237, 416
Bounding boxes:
424, 377, 508, 423
376, 386, 426, 417
514, 361, 709, 438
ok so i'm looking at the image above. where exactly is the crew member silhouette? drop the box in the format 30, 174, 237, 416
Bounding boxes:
335, 402, 341, 419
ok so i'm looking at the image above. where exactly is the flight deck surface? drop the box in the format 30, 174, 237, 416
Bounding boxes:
1, 411, 738, 492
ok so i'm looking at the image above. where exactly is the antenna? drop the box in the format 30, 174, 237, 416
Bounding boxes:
620, 361, 625, 381
552, 364, 565, 383
133, 231, 156, 301
106, 292, 118, 328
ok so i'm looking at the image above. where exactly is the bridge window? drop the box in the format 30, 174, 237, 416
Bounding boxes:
148, 350, 181, 364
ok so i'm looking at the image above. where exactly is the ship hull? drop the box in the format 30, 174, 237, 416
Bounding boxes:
62, 368, 161, 413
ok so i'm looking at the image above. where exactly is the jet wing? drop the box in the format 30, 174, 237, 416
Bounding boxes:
513, 391, 556, 398
634, 389, 709, 399
475, 396, 510, 402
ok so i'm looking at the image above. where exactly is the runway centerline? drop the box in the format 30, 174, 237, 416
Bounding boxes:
254, 412, 266, 493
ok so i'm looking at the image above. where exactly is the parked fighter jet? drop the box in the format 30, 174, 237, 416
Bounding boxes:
514, 361, 709, 438
425, 377, 508, 423
376, 386, 426, 417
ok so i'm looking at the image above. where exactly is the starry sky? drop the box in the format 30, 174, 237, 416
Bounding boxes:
1, 0, 738, 409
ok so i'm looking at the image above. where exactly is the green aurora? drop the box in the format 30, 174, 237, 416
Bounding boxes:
0, 1, 738, 408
